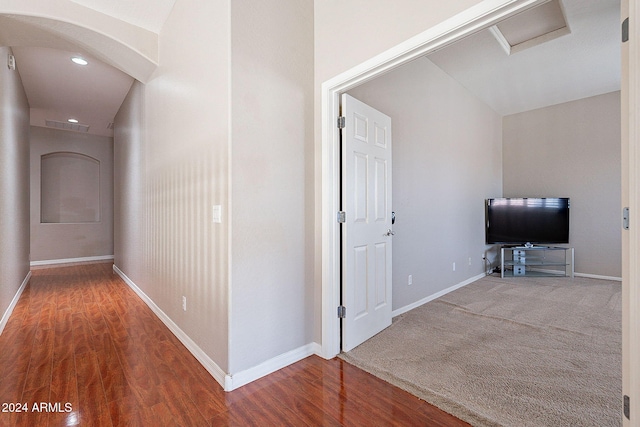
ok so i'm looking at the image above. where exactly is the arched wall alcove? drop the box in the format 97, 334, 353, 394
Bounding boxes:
29, 126, 115, 263
41, 152, 101, 224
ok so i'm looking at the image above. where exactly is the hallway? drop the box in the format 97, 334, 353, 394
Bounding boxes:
0, 263, 468, 426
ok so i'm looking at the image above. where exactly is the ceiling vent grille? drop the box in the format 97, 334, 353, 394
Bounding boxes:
106, 122, 114, 130
45, 119, 90, 133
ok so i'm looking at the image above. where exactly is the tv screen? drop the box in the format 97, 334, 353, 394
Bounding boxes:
485, 198, 570, 245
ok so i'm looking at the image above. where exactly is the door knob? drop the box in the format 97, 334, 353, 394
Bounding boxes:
385, 229, 395, 236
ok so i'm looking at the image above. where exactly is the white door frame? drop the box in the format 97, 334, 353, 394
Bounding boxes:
625, 0, 639, 424
320, 0, 553, 359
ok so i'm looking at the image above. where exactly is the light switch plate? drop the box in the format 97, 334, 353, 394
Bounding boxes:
212, 205, 222, 223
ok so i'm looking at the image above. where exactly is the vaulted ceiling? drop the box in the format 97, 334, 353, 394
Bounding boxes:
428, 0, 620, 115
2, 0, 621, 138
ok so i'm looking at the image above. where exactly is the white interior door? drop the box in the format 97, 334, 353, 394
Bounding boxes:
341, 94, 392, 352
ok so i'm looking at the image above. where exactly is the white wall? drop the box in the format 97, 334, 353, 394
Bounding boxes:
230, 0, 314, 374
314, 0, 483, 84
30, 126, 113, 262
114, 0, 231, 372
503, 92, 621, 278
0, 46, 30, 325
348, 56, 502, 310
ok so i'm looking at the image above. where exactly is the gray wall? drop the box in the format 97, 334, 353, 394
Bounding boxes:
347, 61, 622, 312
114, 81, 144, 285
503, 92, 621, 278
30, 126, 113, 262
113, 0, 314, 377
0, 46, 30, 325
348, 56, 503, 311
230, 0, 314, 374
114, 0, 232, 372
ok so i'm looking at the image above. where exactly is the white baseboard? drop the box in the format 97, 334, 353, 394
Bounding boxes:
392, 272, 486, 318
31, 255, 114, 267
226, 342, 321, 391
0, 271, 31, 335
112, 264, 322, 392
575, 272, 622, 282
112, 265, 228, 389
389, 271, 621, 320
528, 267, 622, 282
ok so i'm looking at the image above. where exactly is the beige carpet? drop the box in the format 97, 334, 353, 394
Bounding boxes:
340, 275, 622, 427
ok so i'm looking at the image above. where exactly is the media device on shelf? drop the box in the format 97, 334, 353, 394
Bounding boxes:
485, 197, 570, 246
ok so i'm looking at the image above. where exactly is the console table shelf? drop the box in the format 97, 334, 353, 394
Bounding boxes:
500, 246, 574, 278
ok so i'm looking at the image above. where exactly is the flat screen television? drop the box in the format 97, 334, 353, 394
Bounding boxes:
485, 197, 570, 245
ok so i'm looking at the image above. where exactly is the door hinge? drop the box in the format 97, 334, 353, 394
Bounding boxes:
624, 395, 630, 420
7, 54, 15, 71
337, 306, 346, 318
337, 116, 346, 129
623, 207, 630, 230
337, 211, 346, 223
623, 17, 629, 43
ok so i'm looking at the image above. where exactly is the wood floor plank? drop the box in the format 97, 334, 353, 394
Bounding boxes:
108, 396, 147, 427
96, 342, 133, 404
22, 327, 54, 393
75, 351, 112, 427
142, 401, 177, 426
0, 370, 28, 420
37, 300, 56, 331
0, 263, 470, 426
157, 379, 210, 427
251, 379, 343, 427
15, 384, 49, 427
48, 353, 79, 427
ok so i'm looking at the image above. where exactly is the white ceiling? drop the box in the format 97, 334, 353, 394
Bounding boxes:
4, 0, 621, 138
12, 46, 134, 137
68, 0, 176, 33
428, 0, 621, 116
2, 0, 175, 137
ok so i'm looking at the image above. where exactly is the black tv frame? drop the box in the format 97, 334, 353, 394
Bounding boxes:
485, 197, 570, 246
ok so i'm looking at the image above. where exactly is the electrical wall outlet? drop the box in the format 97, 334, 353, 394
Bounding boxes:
452, 262, 456, 272
468, 257, 472, 266
182, 296, 187, 311
408, 275, 412, 285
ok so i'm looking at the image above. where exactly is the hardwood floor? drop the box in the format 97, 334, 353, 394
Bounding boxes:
0, 263, 470, 426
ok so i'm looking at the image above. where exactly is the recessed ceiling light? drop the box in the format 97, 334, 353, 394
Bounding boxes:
71, 57, 88, 66
67, 118, 79, 123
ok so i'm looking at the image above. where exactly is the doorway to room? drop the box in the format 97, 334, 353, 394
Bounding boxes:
323, 0, 558, 358
325, 0, 633, 422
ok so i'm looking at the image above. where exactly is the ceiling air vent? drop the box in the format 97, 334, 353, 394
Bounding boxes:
106, 122, 114, 130
45, 119, 90, 133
